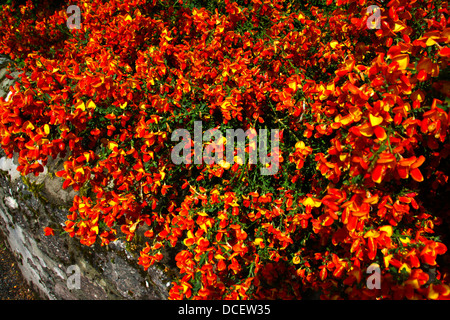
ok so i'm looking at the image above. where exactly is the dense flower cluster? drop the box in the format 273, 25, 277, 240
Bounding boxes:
1, 0, 450, 299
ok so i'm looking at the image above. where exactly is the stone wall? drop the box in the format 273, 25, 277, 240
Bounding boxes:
0, 55, 171, 300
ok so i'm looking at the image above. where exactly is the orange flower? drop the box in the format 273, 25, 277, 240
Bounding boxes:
397, 156, 425, 182
44, 227, 54, 236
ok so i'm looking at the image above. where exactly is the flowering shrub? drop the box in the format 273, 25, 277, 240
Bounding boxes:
1, 0, 450, 299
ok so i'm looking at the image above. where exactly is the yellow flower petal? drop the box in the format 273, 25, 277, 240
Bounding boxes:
392, 54, 409, 70
399, 263, 411, 274
86, 100, 96, 110
393, 22, 406, 33
379, 225, 393, 237
108, 141, 118, 150
369, 114, 384, 127
303, 197, 321, 207
254, 238, 264, 246
364, 230, 380, 238
218, 160, 231, 170
295, 141, 306, 149
74, 100, 85, 111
